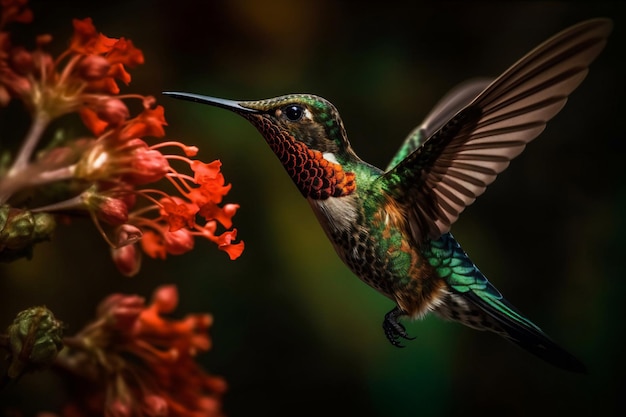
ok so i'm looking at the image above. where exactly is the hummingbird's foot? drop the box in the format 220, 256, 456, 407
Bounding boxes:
383, 307, 415, 348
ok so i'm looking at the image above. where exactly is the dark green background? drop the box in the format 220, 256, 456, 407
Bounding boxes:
1, 1, 625, 416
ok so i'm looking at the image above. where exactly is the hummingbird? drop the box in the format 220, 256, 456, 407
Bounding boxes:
164, 18, 612, 372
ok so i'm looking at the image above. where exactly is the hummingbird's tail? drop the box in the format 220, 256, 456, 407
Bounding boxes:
438, 290, 586, 373
428, 234, 586, 373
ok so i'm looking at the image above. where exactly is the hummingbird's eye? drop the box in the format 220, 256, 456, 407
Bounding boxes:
283, 105, 304, 121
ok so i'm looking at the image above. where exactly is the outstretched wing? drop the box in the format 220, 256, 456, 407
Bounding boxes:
386, 78, 492, 171
381, 18, 612, 243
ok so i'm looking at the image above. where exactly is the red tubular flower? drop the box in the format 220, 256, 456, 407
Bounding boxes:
0, 2, 243, 272
199, 202, 239, 229
160, 197, 199, 231
107, 37, 144, 67
191, 160, 222, 184
69, 17, 116, 55
201, 221, 245, 260
0, 14, 147, 129
140, 230, 167, 260
120, 105, 167, 140
79, 107, 110, 136
190, 160, 232, 204
56, 285, 227, 417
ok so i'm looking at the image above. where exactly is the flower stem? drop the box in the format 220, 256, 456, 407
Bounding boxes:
0, 111, 51, 203
8, 111, 51, 176
0, 165, 76, 205
30, 194, 85, 213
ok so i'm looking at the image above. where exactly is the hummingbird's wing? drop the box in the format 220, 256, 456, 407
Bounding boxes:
386, 79, 492, 171
381, 18, 612, 243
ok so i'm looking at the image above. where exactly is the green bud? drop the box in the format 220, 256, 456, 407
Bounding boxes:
32, 212, 56, 241
6, 306, 64, 379
0, 205, 9, 237
1, 210, 34, 250
0, 205, 56, 262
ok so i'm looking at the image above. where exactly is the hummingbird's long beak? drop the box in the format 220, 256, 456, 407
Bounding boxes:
162, 92, 258, 114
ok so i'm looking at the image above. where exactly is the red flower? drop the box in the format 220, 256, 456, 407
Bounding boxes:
201, 221, 245, 260
79, 107, 110, 136
199, 202, 239, 229
120, 105, 167, 140
191, 160, 222, 184
107, 37, 144, 67
189, 160, 232, 204
140, 230, 167, 259
69, 17, 116, 55
0, 3, 243, 274
161, 197, 199, 231
75, 137, 170, 185
56, 285, 226, 417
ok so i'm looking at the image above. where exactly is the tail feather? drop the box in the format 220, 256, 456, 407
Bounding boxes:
457, 290, 586, 373
428, 233, 586, 372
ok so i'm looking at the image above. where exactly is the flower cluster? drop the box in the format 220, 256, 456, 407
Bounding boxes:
1, 2, 238, 415
56, 285, 226, 417
0, 0, 243, 274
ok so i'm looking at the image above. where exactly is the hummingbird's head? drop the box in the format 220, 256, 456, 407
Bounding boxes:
163, 92, 351, 156
163, 92, 357, 200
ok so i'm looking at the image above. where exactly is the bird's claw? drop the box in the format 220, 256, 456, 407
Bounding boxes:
383, 307, 415, 348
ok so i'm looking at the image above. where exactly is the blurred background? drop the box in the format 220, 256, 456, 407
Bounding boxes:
1, 1, 625, 416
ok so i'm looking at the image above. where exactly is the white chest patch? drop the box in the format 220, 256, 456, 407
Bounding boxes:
309, 195, 359, 233
322, 152, 339, 164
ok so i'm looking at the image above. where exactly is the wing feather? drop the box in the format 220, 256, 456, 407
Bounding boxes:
386, 79, 493, 170
382, 18, 612, 242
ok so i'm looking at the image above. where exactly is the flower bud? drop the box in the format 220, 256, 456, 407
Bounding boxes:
96, 98, 129, 127
107, 400, 132, 417
163, 229, 194, 255
6, 306, 64, 379
98, 196, 129, 225
32, 212, 56, 241
82, 190, 129, 225
96, 293, 144, 329
2, 70, 32, 99
35, 34, 53, 47
111, 243, 142, 277
143, 394, 168, 417
114, 224, 143, 247
142, 95, 156, 109
151, 285, 178, 314
0, 206, 35, 250
183, 145, 199, 157
123, 139, 169, 184
10, 47, 34, 75
77, 54, 111, 80
0, 206, 56, 262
